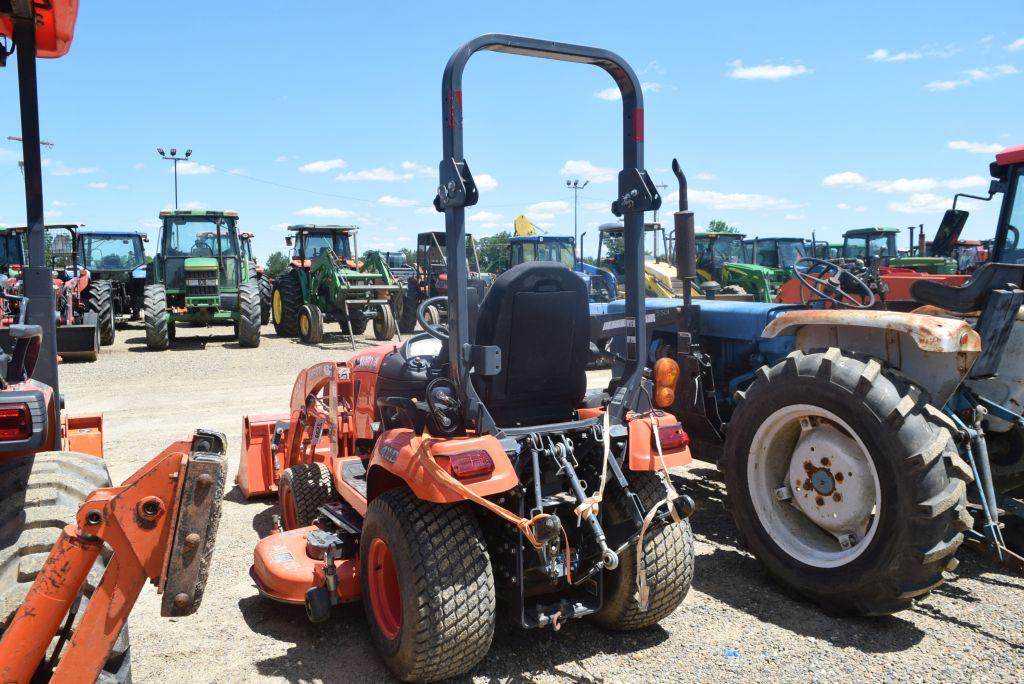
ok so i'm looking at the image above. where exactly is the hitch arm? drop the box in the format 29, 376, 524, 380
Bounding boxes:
0, 430, 227, 684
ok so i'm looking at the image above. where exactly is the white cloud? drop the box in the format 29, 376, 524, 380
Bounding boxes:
822, 171, 867, 187
51, 200, 69, 207
296, 206, 357, 219
377, 195, 417, 207
175, 161, 214, 175
947, 140, 1002, 154
400, 161, 434, 177
86, 182, 109, 190
855, 206, 867, 212
299, 159, 346, 173
526, 200, 571, 215
1008, 37, 1024, 51
474, 174, 498, 192
681, 188, 801, 211
836, 202, 851, 209
594, 82, 662, 100
866, 48, 922, 62
559, 160, 616, 183
943, 175, 988, 190
695, 172, 717, 181
468, 211, 503, 223
582, 201, 608, 211
275, 155, 290, 162
784, 214, 805, 221
869, 177, 939, 194
927, 64, 1019, 91
132, 162, 145, 170
414, 206, 437, 215
336, 167, 412, 182
50, 161, 97, 176
728, 59, 811, 80
889, 193, 952, 214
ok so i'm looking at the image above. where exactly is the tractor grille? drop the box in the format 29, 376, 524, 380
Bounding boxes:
185, 270, 219, 297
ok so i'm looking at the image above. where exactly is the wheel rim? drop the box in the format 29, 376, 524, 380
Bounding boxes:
299, 311, 310, 337
368, 537, 402, 640
747, 404, 881, 568
280, 485, 297, 530
272, 289, 283, 324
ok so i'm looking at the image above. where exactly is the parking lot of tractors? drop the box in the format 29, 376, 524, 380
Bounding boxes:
56, 321, 1024, 683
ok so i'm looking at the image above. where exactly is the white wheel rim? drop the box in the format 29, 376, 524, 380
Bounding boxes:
747, 404, 881, 568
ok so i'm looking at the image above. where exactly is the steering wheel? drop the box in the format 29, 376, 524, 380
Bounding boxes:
417, 296, 449, 341
794, 257, 876, 309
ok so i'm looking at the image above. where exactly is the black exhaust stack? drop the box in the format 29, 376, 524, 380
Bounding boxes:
672, 159, 696, 311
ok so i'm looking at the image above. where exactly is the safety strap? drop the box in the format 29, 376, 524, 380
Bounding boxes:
634, 411, 683, 612
573, 411, 611, 524
413, 436, 549, 548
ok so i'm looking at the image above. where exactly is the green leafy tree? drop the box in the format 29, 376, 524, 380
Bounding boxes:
474, 231, 511, 273
707, 219, 738, 234
264, 250, 290, 279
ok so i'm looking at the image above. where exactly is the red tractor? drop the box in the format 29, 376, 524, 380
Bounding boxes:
0, 4, 227, 682
238, 34, 696, 682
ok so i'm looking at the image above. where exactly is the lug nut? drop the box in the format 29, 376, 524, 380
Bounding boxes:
815, 495, 825, 506
173, 593, 191, 609
184, 532, 201, 550
833, 492, 842, 502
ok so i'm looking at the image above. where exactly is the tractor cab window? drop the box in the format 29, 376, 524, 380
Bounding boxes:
80, 235, 144, 271
698, 234, 744, 268
166, 218, 237, 258
0, 233, 24, 267
44, 228, 76, 272
1000, 172, 1024, 264
777, 240, 806, 269
512, 239, 575, 269
844, 234, 895, 265
301, 233, 352, 261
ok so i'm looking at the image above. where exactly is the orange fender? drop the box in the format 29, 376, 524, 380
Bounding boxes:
365, 429, 519, 504
627, 411, 692, 471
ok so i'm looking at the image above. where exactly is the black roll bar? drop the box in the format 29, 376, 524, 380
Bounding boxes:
435, 34, 661, 431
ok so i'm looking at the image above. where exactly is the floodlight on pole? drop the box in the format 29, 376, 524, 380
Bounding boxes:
566, 179, 589, 265
157, 146, 193, 210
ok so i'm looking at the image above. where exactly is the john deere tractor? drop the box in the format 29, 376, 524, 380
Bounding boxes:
695, 230, 774, 301
742, 236, 810, 293
271, 224, 400, 346
144, 210, 261, 349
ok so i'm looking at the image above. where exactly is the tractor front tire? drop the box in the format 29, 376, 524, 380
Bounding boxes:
373, 303, 397, 341
257, 273, 273, 326
344, 317, 368, 336
278, 463, 333, 530
298, 304, 324, 344
237, 283, 262, 348
592, 471, 694, 630
722, 348, 972, 616
361, 488, 494, 682
86, 280, 116, 346
143, 284, 170, 350
271, 271, 303, 337
397, 294, 418, 334
0, 452, 132, 683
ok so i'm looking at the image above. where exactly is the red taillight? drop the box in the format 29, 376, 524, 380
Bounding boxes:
654, 423, 689, 451
448, 449, 494, 479
0, 404, 32, 441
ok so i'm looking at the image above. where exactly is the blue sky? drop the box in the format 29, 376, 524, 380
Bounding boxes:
1, 2, 1022, 261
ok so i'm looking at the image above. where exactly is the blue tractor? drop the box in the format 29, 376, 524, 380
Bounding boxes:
508, 234, 617, 302
594, 159, 981, 615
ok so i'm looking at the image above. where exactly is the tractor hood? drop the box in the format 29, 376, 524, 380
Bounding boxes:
184, 257, 219, 271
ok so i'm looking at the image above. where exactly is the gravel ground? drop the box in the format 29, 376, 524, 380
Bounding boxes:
58, 322, 1024, 682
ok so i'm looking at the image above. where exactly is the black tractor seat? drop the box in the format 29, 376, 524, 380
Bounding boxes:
910, 263, 1024, 313
472, 262, 589, 428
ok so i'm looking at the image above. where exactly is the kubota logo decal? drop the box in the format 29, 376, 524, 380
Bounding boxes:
354, 355, 379, 370
380, 444, 400, 463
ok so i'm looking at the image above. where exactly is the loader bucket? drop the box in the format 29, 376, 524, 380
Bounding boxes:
56, 323, 99, 361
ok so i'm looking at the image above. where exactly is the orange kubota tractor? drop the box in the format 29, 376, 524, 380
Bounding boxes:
0, 4, 227, 682
238, 34, 696, 682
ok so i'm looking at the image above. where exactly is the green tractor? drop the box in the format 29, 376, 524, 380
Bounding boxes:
77, 229, 148, 341
841, 226, 957, 274
270, 224, 400, 346
742, 236, 810, 293
695, 230, 774, 301
143, 210, 262, 350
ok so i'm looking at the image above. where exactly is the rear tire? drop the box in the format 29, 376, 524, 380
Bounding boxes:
592, 472, 694, 630
373, 303, 397, 341
722, 348, 973, 615
0, 452, 131, 682
86, 280, 116, 346
271, 270, 302, 337
343, 317, 368, 336
361, 489, 494, 682
278, 463, 332, 530
397, 294, 418, 334
143, 284, 169, 350
298, 304, 324, 344
236, 283, 262, 348
257, 273, 273, 326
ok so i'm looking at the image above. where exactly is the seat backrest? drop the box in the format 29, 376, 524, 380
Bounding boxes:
911, 263, 1024, 312
472, 262, 589, 427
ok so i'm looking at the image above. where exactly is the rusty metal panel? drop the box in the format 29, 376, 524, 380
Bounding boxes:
160, 430, 227, 617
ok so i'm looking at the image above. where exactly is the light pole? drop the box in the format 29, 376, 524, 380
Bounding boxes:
7, 135, 54, 177
566, 179, 588, 265
157, 147, 192, 209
